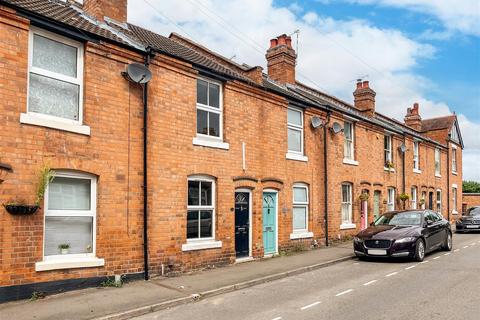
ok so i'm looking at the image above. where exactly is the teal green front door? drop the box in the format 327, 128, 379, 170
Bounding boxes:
262, 192, 277, 255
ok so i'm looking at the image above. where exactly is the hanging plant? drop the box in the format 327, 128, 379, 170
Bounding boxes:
3, 165, 55, 215
418, 198, 426, 206
359, 192, 369, 201
399, 193, 410, 202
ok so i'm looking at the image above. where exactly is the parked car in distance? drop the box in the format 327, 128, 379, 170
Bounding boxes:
354, 210, 452, 262
456, 206, 480, 233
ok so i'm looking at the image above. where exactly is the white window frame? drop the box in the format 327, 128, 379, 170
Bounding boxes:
292, 184, 309, 234
340, 183, 355, 229
411, 187, 417, 210
286, 107, 306, 161
452, 185, 458, 214
36, 171, 103, 271
436, 189, 442, 214
384, 135, 393, 167
193, 78, 229, 150
421, 191, 426, 210
387, 187, 395, 212
343, 121, 355, 161
435, 148, 441, 177
413, 141, 420, 172
452, 146, 457, 174
22, 27, 89, 135
183, 175, 222, 251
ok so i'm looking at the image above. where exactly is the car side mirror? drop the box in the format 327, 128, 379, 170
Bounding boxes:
426, 219, 433, 226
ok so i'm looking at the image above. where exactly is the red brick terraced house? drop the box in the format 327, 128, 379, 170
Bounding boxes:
0, 0, 464, 301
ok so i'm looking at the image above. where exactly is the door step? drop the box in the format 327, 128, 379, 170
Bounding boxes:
235, 257, 254, 264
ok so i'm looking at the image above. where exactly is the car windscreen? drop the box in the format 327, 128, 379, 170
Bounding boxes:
466, 207, 480, 216
374, 211, 422, 226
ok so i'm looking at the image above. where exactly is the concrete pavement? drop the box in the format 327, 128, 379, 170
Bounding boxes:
134, 233, 480, 320
0, 241, 354, 320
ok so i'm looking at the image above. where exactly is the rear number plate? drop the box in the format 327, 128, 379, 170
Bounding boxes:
368, 249, 387, 256
466, 225, 479, 229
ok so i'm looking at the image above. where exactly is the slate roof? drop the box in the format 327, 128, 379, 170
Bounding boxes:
1, 0, 455, 148
421, 116, 456, 132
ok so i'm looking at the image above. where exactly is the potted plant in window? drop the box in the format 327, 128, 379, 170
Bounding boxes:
399, 193, 410, 209
385, 161, 394, 171
58, 243, 70, 255
3, 166, 54, 215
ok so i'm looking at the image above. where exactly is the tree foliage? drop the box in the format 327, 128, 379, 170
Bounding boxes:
463, 180, 480, 193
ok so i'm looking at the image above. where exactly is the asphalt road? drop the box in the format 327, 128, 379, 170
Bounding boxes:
134, 233, 480, 320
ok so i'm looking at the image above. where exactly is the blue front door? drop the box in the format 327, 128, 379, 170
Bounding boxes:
263, 192, 277, 255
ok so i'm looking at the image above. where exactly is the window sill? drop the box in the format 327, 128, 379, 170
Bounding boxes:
435, 174, 442, 178
192, 137, 229, 150
290, 231, 314, 240
384, 167, 395, 173
452, 210, 459, 215
20, 113, 90, 136
182, 240, 222, 251
286, 152, 308, 162
340, 223, 356, 230
452, 171, 458, 176
343, 158, 359, 166
413, 168, 422, 174
35, 257, 104, 272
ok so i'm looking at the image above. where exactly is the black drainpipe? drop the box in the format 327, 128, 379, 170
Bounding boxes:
324, 111, 331, 246
143, 47, 153, 281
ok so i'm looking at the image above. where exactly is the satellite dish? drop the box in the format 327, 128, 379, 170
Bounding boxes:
123, 63, 152, 84
399, 143, 407, 153
311, 116, 324, 129
331, 122, 343, 134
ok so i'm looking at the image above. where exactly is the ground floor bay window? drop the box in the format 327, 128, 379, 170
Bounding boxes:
36, 171, 104, 271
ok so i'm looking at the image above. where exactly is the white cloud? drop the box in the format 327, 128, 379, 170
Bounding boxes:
128, 0, 479, 180
346, 0, 480, 36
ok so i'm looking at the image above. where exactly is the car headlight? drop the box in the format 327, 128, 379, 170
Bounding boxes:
395, 237, 416, 243
353, 236, 363, 243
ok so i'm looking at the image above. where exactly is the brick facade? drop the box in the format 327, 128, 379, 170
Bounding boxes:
0, 0, 465, 299
462, 194, 480, 213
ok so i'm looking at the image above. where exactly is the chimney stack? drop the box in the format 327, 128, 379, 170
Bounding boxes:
83, 0, 128, 23
265, 34, 296, 85
353, 80, 376, 117
404, 102, 422, 131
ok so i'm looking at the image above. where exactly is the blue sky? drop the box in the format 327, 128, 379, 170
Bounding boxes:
278, 0, 480, 122
130, 0, 480, 180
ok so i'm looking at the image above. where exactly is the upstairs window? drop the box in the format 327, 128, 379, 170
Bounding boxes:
413, 141, 420, 170
452, 147, 457, 173
28, 28, 84, 123
196, 79, 222, 139
287, 107, 304, 154
292, 184, 309, 232
387, 187, 395, 211
435, 148, 441, 176
344, 121, 354, 160
187, 176, 215, 240
384, 135, 393, 167
341, 183, 353, 225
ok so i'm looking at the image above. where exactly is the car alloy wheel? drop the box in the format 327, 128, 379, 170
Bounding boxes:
414, 239, 425, 262
444, 232, 452, 251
